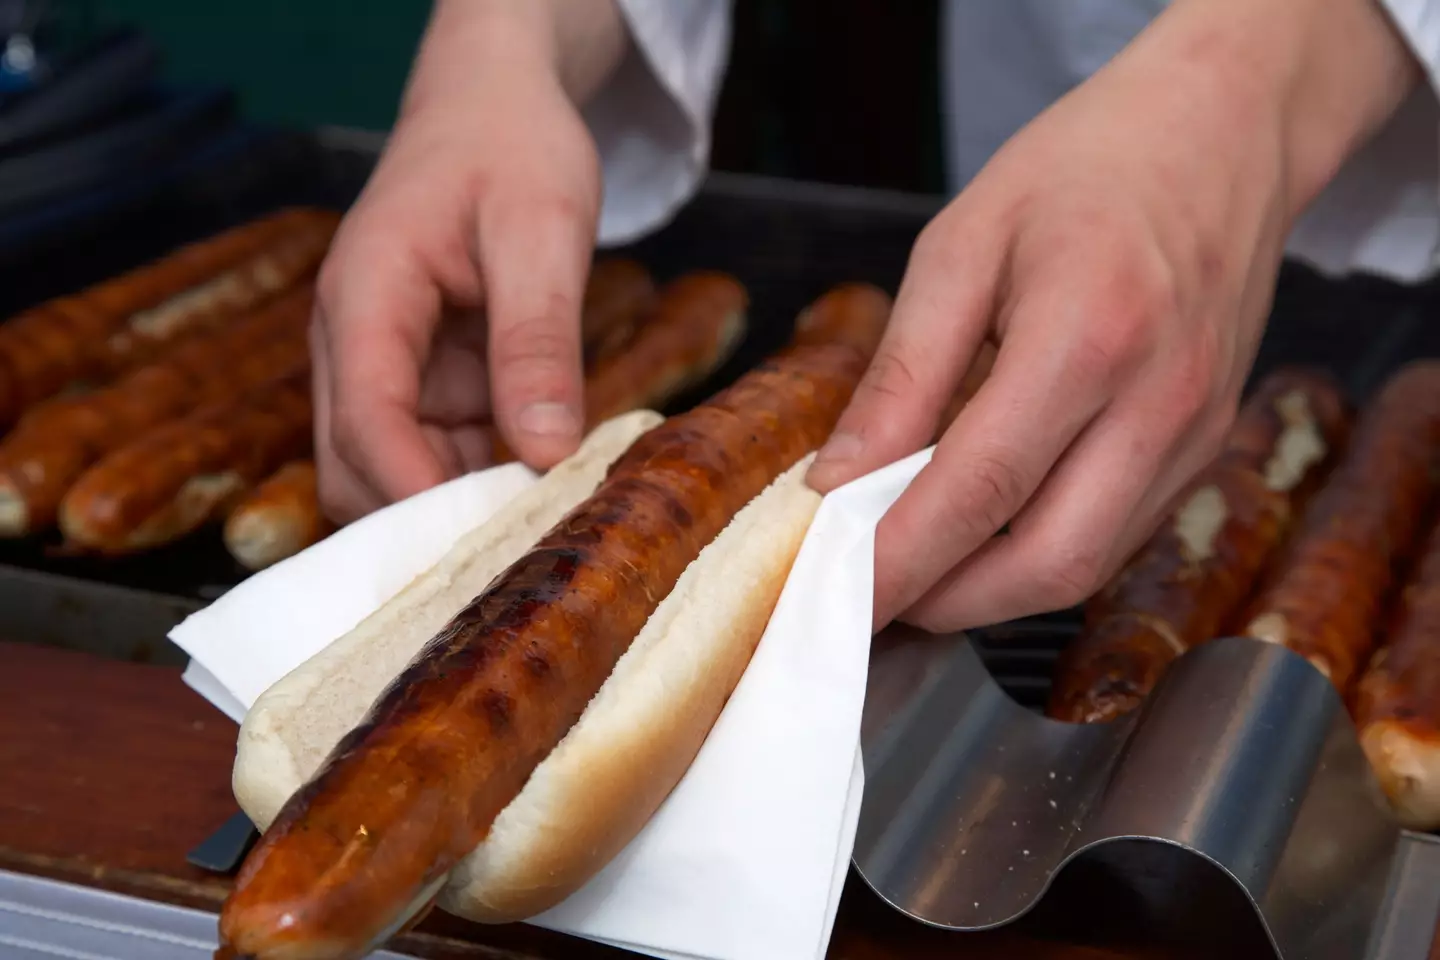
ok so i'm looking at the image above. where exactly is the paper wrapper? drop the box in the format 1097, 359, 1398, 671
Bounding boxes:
170, 448, 934, 960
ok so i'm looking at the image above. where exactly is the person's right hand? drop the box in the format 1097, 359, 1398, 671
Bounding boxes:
312, 0, 628, 524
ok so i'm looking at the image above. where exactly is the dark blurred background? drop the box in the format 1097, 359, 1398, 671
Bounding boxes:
63, 0, 946, 194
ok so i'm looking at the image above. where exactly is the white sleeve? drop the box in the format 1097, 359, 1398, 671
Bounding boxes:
584, 0, 734, 247
1282, 0, 1440, 281
1378, 0, 1440, 89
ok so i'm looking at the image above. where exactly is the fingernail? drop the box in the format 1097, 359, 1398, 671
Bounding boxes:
516, 402, 580, 438
816, 431, 863, 464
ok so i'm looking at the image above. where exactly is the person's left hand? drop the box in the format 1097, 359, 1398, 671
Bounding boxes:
805, 0, 1418, 633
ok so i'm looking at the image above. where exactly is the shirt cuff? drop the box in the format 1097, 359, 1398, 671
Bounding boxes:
1379, 0, 1440, 94
585, 0, 733, 247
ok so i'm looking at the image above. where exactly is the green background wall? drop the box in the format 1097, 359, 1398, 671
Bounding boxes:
92, 1, 428, 130
83, 0, 944, 193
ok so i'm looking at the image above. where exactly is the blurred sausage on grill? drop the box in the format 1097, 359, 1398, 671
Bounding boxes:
224, 461, 332, 572
59, 367, 314, 555
1240, 361, 1440, 693
0, 286, 314, 537
1352, 513, 1440, 830
579, 258, 657, 365
0, 208, 334, 427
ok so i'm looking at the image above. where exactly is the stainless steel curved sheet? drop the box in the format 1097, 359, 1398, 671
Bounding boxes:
853, 628, 1436, 959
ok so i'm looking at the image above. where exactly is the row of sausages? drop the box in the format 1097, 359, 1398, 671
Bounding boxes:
11, 211, 1433, 834
1044, 363, 1440, 830
228, 265, 747, 568
0, 209, 754, 569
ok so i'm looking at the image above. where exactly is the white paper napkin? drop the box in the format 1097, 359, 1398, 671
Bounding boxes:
170, 447, 935, 960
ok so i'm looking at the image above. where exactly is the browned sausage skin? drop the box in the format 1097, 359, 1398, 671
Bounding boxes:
216, 294, 883, 960
224, 461, 332, 572
0, 287, 313, 537
580, 258, 657, 366
584, 271, 748, 424
1047, 368, 1351, 723
96, 216, 334, 376
0, 209, 333, 426
1353, 513, 1440, 830
1241, 361, 1440, 693
59, 367, 313, 554
791, 282, 893, 356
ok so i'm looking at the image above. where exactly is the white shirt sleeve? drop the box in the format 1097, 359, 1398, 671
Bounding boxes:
584, 0, 734, 248
1282, 0, 1440, 281
1379, 0, 1440, 90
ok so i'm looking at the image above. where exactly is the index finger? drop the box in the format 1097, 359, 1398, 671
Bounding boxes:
871, 294, 1120, 628
479, 188, 595, 469
318, 231, 451, 504
805, 217, 1006, 495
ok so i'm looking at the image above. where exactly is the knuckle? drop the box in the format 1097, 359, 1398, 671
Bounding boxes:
314, 461, 360, 525
1151, 328, 1224, 435
313, 212, 375, 311
492, 311, 577, 374
1074, 264, 1179, 383
1203, 392, 1241, 451
905, 606, 955, 636
1168, 350, 1217, 424
947, 449, 1030, 536
1133, 260, 1183, 324
1036, 543, 1107, 610
909, 219, 952, 269
491, 184, 594, 245
534, 190, 592, 231
858, 347, 923, 406
328, 409, 369, 470
1065, 326, 1132, 387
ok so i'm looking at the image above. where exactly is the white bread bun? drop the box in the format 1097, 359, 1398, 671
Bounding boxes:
232, 409, 823, 923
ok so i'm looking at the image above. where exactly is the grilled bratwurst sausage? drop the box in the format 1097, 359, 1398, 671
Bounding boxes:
95, 216, 333, 376
791, 282, 893, 356
224, 461, 332, 572
0, 209, 332, 426
0, 287, 313, 537
1353, 514, 1440, 830
1047, 368, 1351, 723
580, 258, 657, 366
583, 271, 747, 424
59, 367, 313, 554
1241, 361, 1440, 693
216, 287, 888, 960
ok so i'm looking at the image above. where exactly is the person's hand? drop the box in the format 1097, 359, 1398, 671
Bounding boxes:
312, 1, 627, 523
806, 0, 1419, 633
